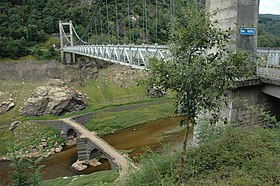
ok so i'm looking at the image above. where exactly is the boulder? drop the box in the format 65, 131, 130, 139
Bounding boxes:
55, 146, 63, 153
72, 160, 88, 171
0, 100, 15, 115
19, 80, 87, 116
9, 121, 21, 131
146, 86, 166, 98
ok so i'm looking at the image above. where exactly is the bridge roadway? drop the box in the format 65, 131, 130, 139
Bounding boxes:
60, 118, 136, 178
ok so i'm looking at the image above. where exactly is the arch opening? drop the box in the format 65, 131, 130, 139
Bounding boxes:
67, 128, 77, 139
89, 148, 100, 159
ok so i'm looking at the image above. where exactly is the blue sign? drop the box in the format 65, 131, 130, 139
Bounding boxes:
240, 28, 256, 36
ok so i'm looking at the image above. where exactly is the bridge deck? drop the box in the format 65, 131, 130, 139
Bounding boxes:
60, 118, 136, 178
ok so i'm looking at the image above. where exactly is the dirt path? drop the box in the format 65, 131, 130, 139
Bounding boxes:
60, 118, 137, 179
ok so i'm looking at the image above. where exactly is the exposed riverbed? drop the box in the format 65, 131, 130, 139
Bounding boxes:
0, 117, 184, 185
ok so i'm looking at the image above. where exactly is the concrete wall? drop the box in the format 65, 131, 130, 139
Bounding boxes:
222, 83, 280, 127
206, 0, 259, 52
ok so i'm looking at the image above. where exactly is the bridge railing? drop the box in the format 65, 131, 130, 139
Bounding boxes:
62, 44, 172, 69
256, 49, 280, 78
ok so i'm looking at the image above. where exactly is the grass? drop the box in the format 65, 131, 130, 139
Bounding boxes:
0, 80, 47, 124
0, 121, 63, 156
84, 101, 175, 136
76, 68, 149, 111
40, 170, 119, 186
0, 55, 39, 63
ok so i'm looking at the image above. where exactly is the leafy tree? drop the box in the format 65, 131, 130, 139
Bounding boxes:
10, 155, 44, 186
10, 156, 30, 186
145, 1, 252, 183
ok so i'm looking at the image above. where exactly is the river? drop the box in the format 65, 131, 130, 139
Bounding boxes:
0, 117, 185, 185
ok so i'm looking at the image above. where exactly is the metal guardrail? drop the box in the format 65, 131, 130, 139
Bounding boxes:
257, 49, 280, 78
62, 44, 171, 69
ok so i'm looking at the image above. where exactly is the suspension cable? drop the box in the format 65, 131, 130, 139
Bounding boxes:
61, 27, 72, 44
72, 24, 87, 44
142, 0, 145, 44
132, 5, 135, 44
127, 0, 131, 44
156, 0, 158, 44
80, 0, 102, 41
95, 0, 139, 44
94, 18, 98, 44
145, 0, 148, 43
115, 0, 119, 44
106, 0, 110, 44
99, 5, 103, 44
170, 0, 174, 43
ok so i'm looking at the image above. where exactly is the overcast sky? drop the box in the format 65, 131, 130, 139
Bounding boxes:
259, 0, 280, 15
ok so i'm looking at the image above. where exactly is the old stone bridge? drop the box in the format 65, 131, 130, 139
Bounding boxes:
36, 118, 136, 177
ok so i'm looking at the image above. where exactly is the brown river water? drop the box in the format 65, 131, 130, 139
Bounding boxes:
0, 117, 185, 185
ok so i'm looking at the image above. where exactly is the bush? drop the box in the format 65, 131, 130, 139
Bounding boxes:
126, 127, 280, 185
126, 147, 177, 186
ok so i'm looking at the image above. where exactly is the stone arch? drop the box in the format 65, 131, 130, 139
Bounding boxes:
66, 128, 77, 139
89, 148, 100, 159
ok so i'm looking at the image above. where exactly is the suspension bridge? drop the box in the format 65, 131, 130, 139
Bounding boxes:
59, 0, 280, 76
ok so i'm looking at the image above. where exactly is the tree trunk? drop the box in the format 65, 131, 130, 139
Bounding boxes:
177, 117, 194, 185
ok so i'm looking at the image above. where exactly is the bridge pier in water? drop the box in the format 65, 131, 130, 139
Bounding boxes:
36, 120, 120, 170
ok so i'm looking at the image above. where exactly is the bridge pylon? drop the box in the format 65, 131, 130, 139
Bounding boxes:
59, 20, 76, 64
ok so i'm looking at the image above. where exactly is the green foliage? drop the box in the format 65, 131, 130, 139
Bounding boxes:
40, 170, 118, 186
10, 156, 44, 186
183, 127, 280, 185
126, 147, 178, 186
84, 101, 174, 135
126, 127, 280, 185
258, 14, 280, 48
0, 0, 92, 59
196, 120, 225, 143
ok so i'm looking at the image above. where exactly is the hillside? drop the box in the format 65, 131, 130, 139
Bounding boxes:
258, 14, 280, 48
1, 1, 280, 59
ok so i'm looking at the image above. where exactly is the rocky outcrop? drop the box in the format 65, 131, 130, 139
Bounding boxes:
20, 80, 87, 116
107, 64, 147, 88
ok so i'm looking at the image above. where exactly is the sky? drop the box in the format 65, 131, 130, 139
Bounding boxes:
259, 0, 280, 15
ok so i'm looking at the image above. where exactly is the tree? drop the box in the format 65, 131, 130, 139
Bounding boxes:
145, 1, 252, 183
10, 154, 44, 186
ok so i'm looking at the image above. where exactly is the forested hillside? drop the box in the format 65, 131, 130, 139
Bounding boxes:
258, 14, 280, 48
0, 0, 93, 58
0, 1, 279, 59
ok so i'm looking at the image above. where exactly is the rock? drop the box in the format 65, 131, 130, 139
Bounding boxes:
146, 86, 165, 98
72, 160, 88, 171
19, 82, 87, 116
9, 121, 20, 131
55, 146, 63, 153
86, 159, 102, 167
41, 142, 47, 147
0, 100, 15, 115
44, 152, 51, 158
107, 64, 148, 88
